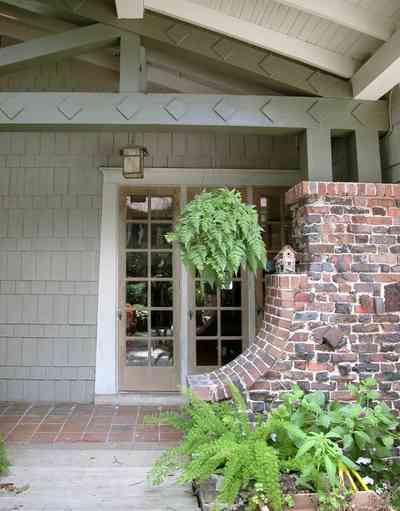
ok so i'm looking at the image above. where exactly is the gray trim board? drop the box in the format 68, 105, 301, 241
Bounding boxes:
0, 93, 388, 130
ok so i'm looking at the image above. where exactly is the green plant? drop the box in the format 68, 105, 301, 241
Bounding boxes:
165, 189, 266, 287
146, 385, 283, 510
0, 435, 9, 475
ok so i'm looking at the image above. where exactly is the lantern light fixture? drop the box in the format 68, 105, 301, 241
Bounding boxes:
121, 146, 148, 179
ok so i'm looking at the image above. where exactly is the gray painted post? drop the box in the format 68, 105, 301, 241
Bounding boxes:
354, 128, 382, 183
303, 128, 333, 181
119, 33, 145, 93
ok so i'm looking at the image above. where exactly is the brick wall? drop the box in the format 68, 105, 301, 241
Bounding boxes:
190, 181, 400, 413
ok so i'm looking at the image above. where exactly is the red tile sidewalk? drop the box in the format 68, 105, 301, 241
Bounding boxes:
0, 402, 183, 446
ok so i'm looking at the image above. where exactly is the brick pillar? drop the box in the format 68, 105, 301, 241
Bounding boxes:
189, 181, 400, 414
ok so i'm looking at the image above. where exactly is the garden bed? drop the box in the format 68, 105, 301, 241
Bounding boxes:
193, 478, 382, 511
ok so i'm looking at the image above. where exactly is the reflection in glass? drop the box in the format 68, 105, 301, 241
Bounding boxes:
126, 340, 149, 366
126, 307, 148, 337
221, 310, 242, 336
151, 253, 172, 278
221, 339, 242, 365
151, 310, 173, 336
126, 252, 147, 278
196, 310, 218, 337
195, 282, 217, 307
151, 224, 172, 249
151, 281, 173, 307
221, 281, 241, 307
127, 223, 148, 249
151, 196, 173, 219
196, 339, 218, 366
126, 282, 148, 307
263, 224, 282, 250
151, 340, 173, 367
127, 195, 149, 220
267, 195, 281, 222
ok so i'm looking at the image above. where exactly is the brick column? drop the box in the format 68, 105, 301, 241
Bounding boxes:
190, 181, 400, 413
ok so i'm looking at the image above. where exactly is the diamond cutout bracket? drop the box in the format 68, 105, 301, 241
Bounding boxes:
57, 97, 83, 121
213, 98, 237, 122
115, 97, 141, 120
212, 39, 234, 61
166, 24, 191, 46
164, 98, 187, 121
0, 97, 25, 120
260, 100, 274, 124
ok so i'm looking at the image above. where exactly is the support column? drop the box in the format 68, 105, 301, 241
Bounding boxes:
119, 33, 146, 92
353, 128, 382, 183
301, 128, 333, 181
179, 186, 189, 386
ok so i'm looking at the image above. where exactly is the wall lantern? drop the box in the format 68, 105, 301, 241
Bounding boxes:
121, 146, 148, 179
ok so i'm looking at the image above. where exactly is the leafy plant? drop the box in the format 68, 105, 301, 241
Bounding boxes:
0, 435, 9, 475
165, 189, 266, 287
146, 385, 283, 510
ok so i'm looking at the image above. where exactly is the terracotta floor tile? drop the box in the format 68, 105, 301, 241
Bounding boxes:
85, 423, 110, 433
29, 406, 53, 415
0, 415, 23, 423
20, 416, 43, 424
43, 416, 68, 424
56, 432, 83, 443
61, 423, 86, 433
115, 406, 139, 416
110, 425, 134, 433
134, 429, 159, 442
7, 425, 37, 442
37, 423, 62, 433
82, 432, 108, 443
111, 415, 136, 425
31, 432, 57, 443
109, 432, 134, 442
160, 430, 183, 441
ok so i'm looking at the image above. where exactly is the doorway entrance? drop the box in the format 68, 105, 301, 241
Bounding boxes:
119, 188, 180, 391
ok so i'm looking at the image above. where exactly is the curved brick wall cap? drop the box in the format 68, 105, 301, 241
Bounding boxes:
188, 274, 309, 401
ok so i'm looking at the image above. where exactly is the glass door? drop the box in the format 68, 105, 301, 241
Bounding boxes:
119, 189, 180, 391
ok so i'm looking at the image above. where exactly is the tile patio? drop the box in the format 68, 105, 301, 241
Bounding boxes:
0, 402, 183, 447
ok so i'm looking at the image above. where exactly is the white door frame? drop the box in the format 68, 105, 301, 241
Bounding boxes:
95, 167, 300, 400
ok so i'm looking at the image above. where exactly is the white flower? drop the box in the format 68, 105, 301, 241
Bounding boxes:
356, 457, 371, 465
271, 433, 277, 442
363, 477, 374, 486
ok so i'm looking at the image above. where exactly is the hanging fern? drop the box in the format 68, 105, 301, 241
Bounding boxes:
166, 188, 267, 287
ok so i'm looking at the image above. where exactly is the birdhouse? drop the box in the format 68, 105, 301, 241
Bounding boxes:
274, 245, 296, 274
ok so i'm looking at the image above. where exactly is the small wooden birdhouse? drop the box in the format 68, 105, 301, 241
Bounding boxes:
274, 245, 296, 274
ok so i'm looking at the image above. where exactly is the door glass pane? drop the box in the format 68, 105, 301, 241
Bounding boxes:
126, 307, 148, 337
127, 195, 149, 220
196, 310, 218, 337
126, 340, 149, 366
151, 253, 172, 278
151, 224, 172, 249
196, 340, 218, 366
266, 195, 281, 221
127, 253, 147, 278
195, 282, 217, 307
151, 196, 173, 219
151, 340, 174, 367
127, 224, 148, 249
151, 281, 173, 307
221, 340, 242, 365
221, 310, 242, 336
221, 282, 241, 307
151, 310, 173, 336
126, 282, 148, 307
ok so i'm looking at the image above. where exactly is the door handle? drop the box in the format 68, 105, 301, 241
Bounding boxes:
117, 309, 122, 321
188, 309, 193, 320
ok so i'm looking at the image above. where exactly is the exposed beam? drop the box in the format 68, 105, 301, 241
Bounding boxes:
116, 0, 144, 19
0, 23, 121, 74
56, 0, 353, 97
119, 33, 145, 92
275, 0, 394, 41
144, 0, 357, 78
352, 29, 400, 100
0, 93, 387, 130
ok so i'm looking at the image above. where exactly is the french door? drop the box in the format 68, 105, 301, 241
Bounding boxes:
118, 188, 180, 391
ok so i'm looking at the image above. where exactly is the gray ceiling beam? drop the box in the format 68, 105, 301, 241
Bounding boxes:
0, 93, 387, 130
6, 0, 353, 97
0, 22, 121, 74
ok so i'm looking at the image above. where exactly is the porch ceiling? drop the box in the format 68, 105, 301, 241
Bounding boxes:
0, 0, 399, 99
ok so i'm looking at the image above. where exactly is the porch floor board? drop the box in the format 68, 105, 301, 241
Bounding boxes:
0, 403, 183, 447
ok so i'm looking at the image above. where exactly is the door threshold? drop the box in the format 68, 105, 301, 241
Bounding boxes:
95, 392, 185, 406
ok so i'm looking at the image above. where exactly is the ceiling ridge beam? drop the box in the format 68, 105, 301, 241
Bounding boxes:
0, 22, 121, 74
275, 0, 394, 41
143, 0, 357, 78
352, 28, 400, 100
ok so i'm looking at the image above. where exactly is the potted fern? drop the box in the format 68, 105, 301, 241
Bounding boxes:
166, 188, 266, 287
